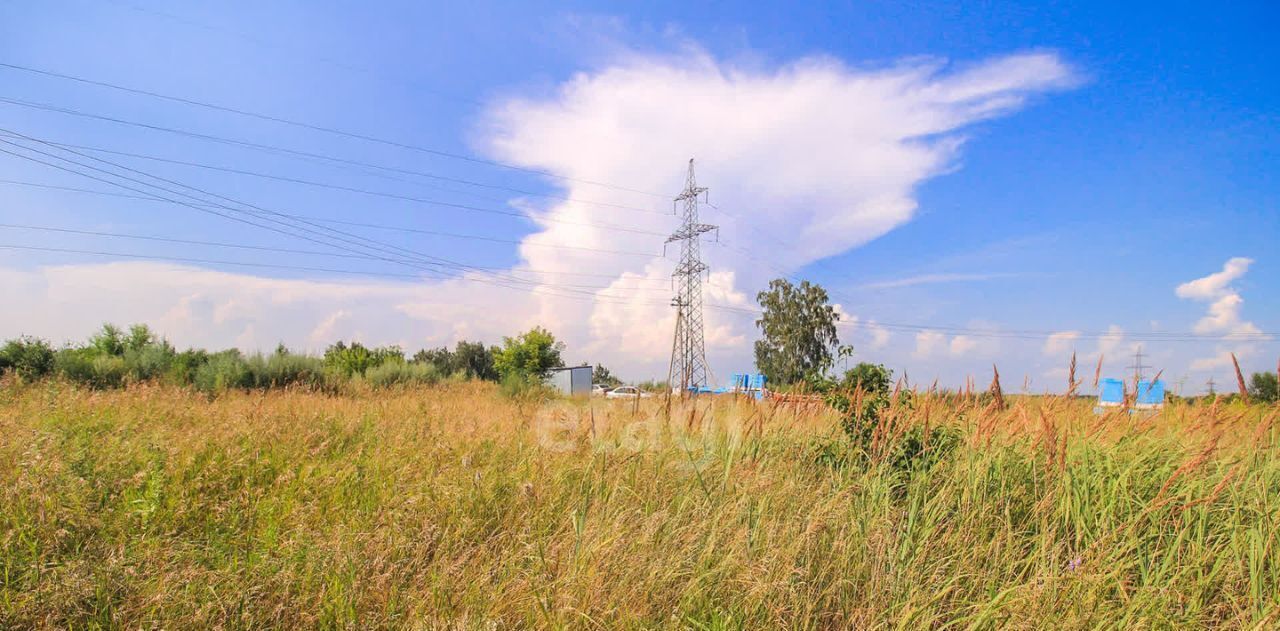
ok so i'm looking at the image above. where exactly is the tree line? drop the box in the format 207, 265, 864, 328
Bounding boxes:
3, 277, 1275, 403
0, 323, 605, 394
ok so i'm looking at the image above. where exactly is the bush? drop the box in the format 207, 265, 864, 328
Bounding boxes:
324, 341, 405, 377
55, 348, 127, 388
494, 327, 563, 381
816, 362, 956, 473
248, 352, 330, 389
364, 361, 440, 388
193, 351, 254, 392
166, 349, 210, 386
123, 342, 176, 382
88, 323, 127, 357
498, 371, 554, 400
1249, 372, 1278, 403
0, 336, 56, 380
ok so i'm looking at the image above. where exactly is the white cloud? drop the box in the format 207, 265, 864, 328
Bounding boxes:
0, 261, 541, 355
949, 335, 979, 355
915, 330, 947, 358
1042, 330, 1080, 356
1175, 257, 1251, 301
866, 320, 892, 350
1097, 324, 1126, 358
0, 44, 1076, 379
1190, 350, 1238, 372
1175, 258, 1269, 373
915, 330, 985, 358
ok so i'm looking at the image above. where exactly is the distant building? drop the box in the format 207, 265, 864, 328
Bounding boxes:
1097, 377, 1164, 411
1098, 378, 1125, 407
726, 373, 767, 399
548, 365, 592, 397
1134, 379, 1165, 409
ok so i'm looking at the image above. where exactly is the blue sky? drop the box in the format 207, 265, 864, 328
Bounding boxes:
0, 0, 1276, 391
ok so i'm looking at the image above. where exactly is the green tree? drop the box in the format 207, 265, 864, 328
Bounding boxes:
753, 279, 841, 386
0, 336, 55, 380
412, 340, 498, 381
593, 364, 621, 387
324, 341, 404, 377
839, 362, 893, 396
1250, 372, 1279, 403
453, 340, 499, 381
90, 323, 126, 357
413, 346, 454, 373
125, 324, 157, 352
493, 327, 564, 381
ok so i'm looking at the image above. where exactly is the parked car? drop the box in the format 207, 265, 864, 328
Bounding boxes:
591, 384, 612, 397
606, 385, 653, 399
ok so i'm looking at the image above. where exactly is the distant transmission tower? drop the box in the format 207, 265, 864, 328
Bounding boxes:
666, 158, 717, 394
1127, 346, 1149, 382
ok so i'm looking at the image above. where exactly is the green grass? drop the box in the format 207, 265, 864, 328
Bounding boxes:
1, 380, 1277, 628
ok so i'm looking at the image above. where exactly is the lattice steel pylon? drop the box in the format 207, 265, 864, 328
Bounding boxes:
666, 158, 717, 394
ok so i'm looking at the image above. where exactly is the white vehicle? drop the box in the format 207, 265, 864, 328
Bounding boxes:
606, 385, 653, 399
591, 384, 611, 397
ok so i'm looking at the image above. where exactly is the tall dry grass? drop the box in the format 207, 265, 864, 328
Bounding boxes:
1, 380, 1278, 629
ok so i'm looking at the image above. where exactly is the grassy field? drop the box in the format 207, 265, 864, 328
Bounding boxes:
1, 380, 1278, 629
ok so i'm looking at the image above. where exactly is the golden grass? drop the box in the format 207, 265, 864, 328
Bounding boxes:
1, 380, 1278, 629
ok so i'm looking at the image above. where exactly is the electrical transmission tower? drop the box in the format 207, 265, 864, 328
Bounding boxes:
666, 158, 717, 394
1127, 346, 1149, 382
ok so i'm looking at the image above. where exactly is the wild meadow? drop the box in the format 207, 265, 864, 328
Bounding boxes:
1, 377, 1278, 629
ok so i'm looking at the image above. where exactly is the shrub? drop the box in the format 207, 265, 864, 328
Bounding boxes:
89, 323, 127, 357
123, 342, 176, 382
413, 347, 454, 374
54, 348, 127, 388
166, 349, 210, 386
0, 336, 56, 380
364, 361, 440, 388
248, 352, 329, 389
324, 341, 405, 377
498, 371, 554, 400
817, 362, 956, 473
1249, 372, 1278, 403
193, 351, 254, 392
453, 340, 499, 381
494, 327, 563, 381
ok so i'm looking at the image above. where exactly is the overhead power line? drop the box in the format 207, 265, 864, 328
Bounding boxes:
0, 127, 667, 237
0, 135, 698, 304
0, 138, 485, 282
0, 243, 761, 314
0, 137, 632, 301
0, 223, 677, 287
0, 90, 663, 215
0, 179, 661, 258
0, 61, 670, 199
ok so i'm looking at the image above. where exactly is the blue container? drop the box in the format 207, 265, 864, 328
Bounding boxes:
1136, 380, 1165, 406
1099, 378, 1125, 405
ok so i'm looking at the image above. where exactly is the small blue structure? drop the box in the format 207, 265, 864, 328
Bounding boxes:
1135, 380, 1165, 409
1098, 378, 1125, 407
1096, 377, 1165, 412
719, 373, 766, 399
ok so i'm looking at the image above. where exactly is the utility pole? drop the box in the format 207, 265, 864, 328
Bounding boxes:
666, 158, 717, 395
1206, 377, 1217, 396
1127, 346, 1149, 382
